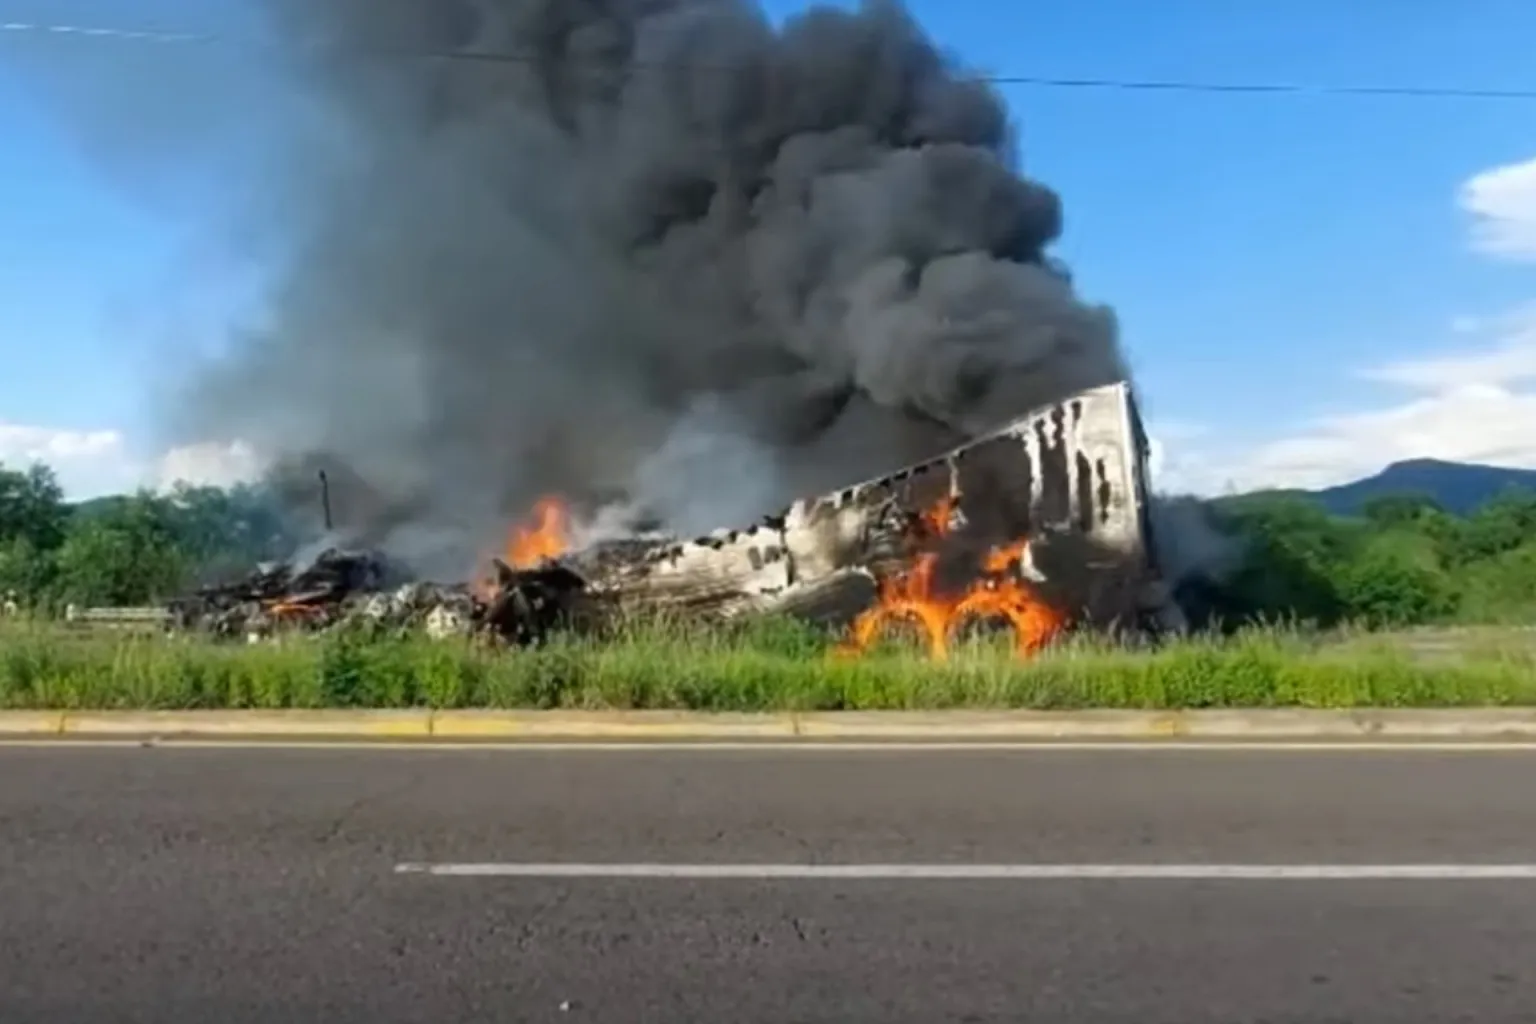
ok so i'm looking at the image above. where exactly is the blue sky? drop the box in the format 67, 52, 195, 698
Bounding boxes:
1, 0, 1534, 497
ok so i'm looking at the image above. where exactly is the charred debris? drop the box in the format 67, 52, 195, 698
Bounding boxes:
165, 547, 588, 647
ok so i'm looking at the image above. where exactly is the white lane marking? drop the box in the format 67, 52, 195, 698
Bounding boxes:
5, 740, 1536, 752
393, 863, 1536, 880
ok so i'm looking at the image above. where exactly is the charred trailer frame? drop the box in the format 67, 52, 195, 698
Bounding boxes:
571, 381, 1186, 638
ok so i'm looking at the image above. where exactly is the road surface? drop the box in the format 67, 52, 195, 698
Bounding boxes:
2, 742, 1535, 1022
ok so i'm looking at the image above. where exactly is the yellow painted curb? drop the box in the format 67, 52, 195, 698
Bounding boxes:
791, 710, 1201, 739
55, 711, 433, 738
1, 709, 1536, 742
429, 711, 797, 739
0, 711, 66, 735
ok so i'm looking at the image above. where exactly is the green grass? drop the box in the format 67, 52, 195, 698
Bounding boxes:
2, 615, 1533, 711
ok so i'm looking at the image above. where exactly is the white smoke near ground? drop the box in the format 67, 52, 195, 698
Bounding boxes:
622, 394, 784, 537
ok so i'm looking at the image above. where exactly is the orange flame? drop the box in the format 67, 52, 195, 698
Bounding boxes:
470, 496, 573, 601
263, 600, 325, 622
839, 496, 1064, 660
507, 496, 571, 568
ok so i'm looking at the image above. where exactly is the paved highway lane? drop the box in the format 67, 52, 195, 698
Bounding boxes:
2, 744, 1535, 1022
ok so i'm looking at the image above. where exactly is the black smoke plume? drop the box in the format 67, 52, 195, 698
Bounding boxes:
185, 0, 1126, 574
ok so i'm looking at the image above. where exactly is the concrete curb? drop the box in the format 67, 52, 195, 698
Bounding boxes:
3, 708, 1536, 742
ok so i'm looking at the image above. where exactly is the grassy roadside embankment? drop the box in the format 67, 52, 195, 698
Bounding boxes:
2, 618, 1534, 711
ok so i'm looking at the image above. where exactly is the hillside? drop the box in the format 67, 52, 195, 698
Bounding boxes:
1307, 459, 1536, 516
1221, 459, 1536, 516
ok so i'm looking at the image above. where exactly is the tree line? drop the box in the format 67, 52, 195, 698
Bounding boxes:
1187, 487, 1536, 628
0, 462, 296, 609
3, 458, 1534, 627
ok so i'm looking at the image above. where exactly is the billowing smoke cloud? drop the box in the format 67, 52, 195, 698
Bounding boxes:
180, 0, 1127, 574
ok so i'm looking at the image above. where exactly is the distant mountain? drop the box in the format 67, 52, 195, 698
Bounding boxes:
69, 495, 130, 520
1303, 459, 1536, 516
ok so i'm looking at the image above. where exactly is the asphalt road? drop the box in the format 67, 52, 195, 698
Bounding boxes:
3, 743, 1536, 1023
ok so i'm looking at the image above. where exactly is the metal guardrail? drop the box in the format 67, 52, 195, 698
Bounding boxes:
65, 606, 174, 625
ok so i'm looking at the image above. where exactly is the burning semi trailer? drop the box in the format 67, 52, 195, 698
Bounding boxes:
566, 380, 1185, 648
121, 0, 1182, 653
165, 380, 1187, 654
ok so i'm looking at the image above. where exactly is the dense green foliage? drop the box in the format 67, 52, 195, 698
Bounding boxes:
1199, 487, 1536, 628
0, 462, 295, 609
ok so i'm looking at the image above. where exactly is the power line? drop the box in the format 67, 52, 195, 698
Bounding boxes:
982, 76, 1536, 101
1, 21, 205, 45
5, 19, 1536, 102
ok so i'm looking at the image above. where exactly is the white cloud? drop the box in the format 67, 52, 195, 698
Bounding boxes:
0, 422, 135, 498
152, 440, 266, 492
1460, 155, 1536, 261
1154, 307, 1536, 496
0, 422, 124, 463
1365, 305, 1536, 389
1236, 381, 1536, 492
0, 423, 264, 500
